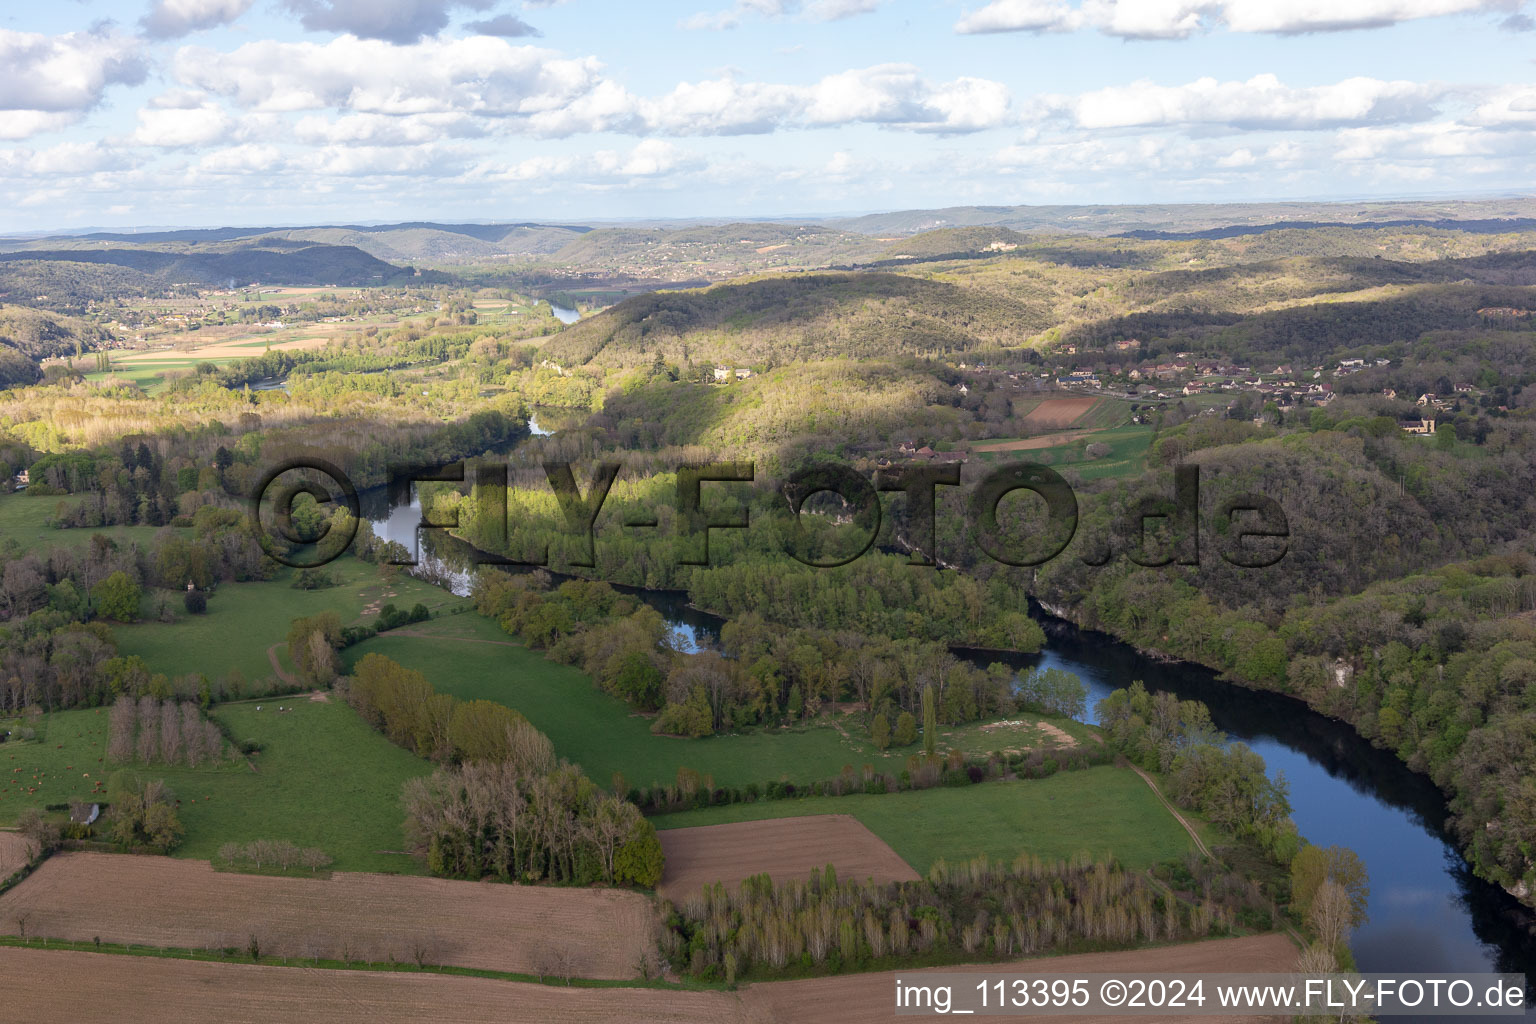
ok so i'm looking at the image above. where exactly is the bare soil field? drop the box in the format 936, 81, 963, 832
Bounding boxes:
1021, 396, 1101, 429
971, 428, 1095, 453
656, 815, 919, 902
738, 932, 1297, 1024
0, 853, 654, 980
114, 333, 333, 361
0, 947, 753, 1024
0, 831, 34, 879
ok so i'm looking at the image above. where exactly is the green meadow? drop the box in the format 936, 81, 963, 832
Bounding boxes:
648, 764, 1195, 873
1, 701, 431, 874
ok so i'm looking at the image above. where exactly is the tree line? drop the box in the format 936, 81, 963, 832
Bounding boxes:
340, 652, 663, 889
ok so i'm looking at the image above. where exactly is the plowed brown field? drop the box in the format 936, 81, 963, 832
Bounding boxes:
738, 932, 1297, 1024
0, 832, 33, 879
1022, 396, 1101, 429
656, 815, 919, 902
0, 933, 1295, 1024
0, 947, 755, 1024
0, 853, 654, 980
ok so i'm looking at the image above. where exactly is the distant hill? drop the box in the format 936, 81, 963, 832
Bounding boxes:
540, 270, 1052, 368
875, 226, 1032, 259
828, 198, 1536, 238
0, 261, 182, 312
0, 240, 407, 287
1118, 218, 1536, 240
0, 304, 114, 388
0, 222, 595, 267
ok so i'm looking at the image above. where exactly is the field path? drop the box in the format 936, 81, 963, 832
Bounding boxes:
1129, 765, 1212, 859
266, 643, 298, 686
387, 630, 520, 647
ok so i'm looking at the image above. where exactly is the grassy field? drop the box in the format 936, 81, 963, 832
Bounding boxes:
0, 702, 432, 874
969, 424, 1153, 480
112, 558, 468, 686
344, 614, 923, 789
648, 765, 1195, 873
0, 493, 166, 552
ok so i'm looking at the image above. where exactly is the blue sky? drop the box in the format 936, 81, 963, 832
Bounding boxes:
1, 0, 1533, 229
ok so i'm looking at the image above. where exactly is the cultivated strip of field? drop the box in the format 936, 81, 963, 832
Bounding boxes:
0, 854, 654, 980
0, 947, 751, 1024
970, 428, 1096, 452
1021, 396, 1100, 428
656, 814, 919, 901
737, 932, 1298, 1024
0, 832, 34, 880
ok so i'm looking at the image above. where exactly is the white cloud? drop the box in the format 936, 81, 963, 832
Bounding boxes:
177, 40, 1010, 137
291, 111, 485, 145
955, 0, 1519, 35
683, 0, 883, 30
642, 65, 1012, 134
479, 140, 705, 184
955, 0, 1085, 33
1065, 74, 1444, 129
1469, 83, 1536, 125
175, 36, 631, 132
0, 28, 146, 138
195, 143, 285, 174
281, 0, 499, 44
0, 141, 132, 177
128, 93, 234, 147
1219, 0, 1517, 33
1334, 121, 1500, 160
141, 0, 256, 39
463, 13, 541, 37
0, 111, 82, 140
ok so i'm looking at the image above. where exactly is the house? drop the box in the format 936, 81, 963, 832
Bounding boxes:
713, 366, 730, 382
1400, 418, 1436, 435
957, 383, 969, 396
1454, 382, 1474, 393
1381, 388, 1397, 399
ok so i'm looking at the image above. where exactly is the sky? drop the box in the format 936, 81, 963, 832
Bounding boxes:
1, 0, 1534, 229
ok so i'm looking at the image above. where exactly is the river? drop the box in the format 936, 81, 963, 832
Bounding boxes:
360, 427, 1535, 1015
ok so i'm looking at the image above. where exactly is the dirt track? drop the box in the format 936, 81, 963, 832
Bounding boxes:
0, 947, 753, 1024
656, 815, 919, 902
0, 853, 654, 980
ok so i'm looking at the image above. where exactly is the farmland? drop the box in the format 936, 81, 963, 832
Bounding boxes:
0, 947, 746, 1024
0, 853, 655, 979
736, 932, 1299, 1024
0, 701, 433, 874
112, 557, 468, 686
649, 765, 1198, 873
344, 615, 914, 788
0, 492, 165, 552
0, 832, 33, 880
655, 815, 918, 901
